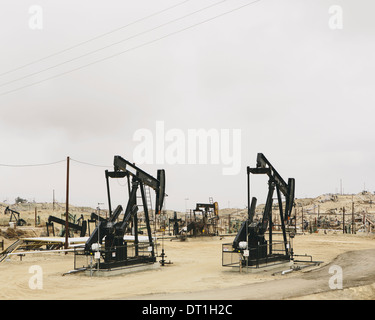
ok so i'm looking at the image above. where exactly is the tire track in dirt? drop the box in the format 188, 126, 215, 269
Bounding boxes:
130, 249, 375, 300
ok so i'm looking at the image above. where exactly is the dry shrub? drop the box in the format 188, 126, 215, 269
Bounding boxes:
1, 228, 26, 239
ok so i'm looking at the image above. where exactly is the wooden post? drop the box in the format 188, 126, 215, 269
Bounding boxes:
342, 207, 345, 234
352, 201, 355, 234
318, 205, 320, 223
228, 214, 231, 233
362, 211, 366, 232
35, 207, 37, 227
65, 156, 70, 250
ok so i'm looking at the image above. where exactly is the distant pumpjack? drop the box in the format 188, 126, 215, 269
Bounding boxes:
4, 207, 26, 226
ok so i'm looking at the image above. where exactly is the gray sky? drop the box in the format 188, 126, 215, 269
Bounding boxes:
0, 0, 374, 211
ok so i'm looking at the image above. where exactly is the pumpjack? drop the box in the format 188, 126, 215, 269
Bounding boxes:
233, 153, 295, 266
46, 214, 87, 237
169, 212, 181, 236
4, 207, 26, 226
84, 155, 166, 269
184, 200, 219, 236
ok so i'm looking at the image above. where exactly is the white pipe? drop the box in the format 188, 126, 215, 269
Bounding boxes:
6, 248, 84, 256
281, 269, 293, 275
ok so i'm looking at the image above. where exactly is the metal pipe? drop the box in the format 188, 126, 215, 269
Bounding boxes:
247, 167, 250, 219
105, 170, 112, 216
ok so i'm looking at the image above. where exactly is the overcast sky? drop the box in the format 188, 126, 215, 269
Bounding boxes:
0, 0, 374, 211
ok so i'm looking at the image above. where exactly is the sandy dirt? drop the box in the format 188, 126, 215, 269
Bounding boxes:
1, 231, 375, 300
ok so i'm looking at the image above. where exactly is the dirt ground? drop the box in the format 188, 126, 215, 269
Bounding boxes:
1, 230, 375, 300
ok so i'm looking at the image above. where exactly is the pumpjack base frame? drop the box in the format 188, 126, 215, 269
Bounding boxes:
240, 253, 290, 267
231, 260, 293, 274
97, 256, 157, 270
85, 260, 159, 277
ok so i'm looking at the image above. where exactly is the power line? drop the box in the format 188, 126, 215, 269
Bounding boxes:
70, 158, 112, 168
0, 0, 263, 97
0, 0, 192, 78
0, 158, 112, 168
0, 159, 66, 167
0, 0, 227, 89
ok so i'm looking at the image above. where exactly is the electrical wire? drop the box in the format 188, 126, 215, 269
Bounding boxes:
0, 159, 66, 167
70, 158, 112, 168
71, 158, 127, 186
0, 0, 263, 97
0, 158, 112, 168
0, 0, 227, 89
0, 0, 192, 78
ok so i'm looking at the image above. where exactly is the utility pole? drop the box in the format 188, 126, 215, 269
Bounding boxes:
65, 156, 70, 250
340, 179, 342, 195
184, 198, 189, 213
228, 214, 231, 233
318, 205, 320, 221
352, 201, 355, 234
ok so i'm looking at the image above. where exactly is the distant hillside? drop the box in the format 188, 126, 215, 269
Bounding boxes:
1, 191, 374, 227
